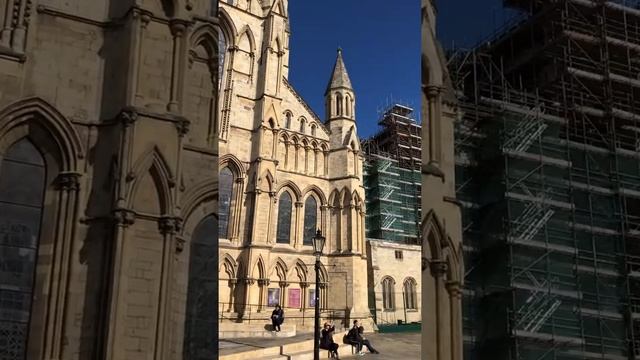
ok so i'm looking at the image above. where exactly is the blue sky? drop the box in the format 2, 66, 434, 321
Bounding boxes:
286, 1, 519, 138
288, 1, 420, 139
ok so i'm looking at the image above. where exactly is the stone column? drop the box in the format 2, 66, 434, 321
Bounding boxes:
243, 278, 255, 316
348, 203, 356, 252
304, 146, 309, 174
314, 149, 319, 175
133, 12, 152, 103
430, 260, 448, 360
319, 282, 327, 310
104, 209, 136, 360
258, 279, 270, 312
156, 216, 182, 360
228, 279, 237, 312
268, 193, 277, 244
360, 209, 365, 255
9, 0, 32, 53
426, 86, 443, 165
272, 129, 278, 160
323, 150, 329, 176
279, 281, 289, 307
43, 172, 81, 359
284, 141, 290, 169
105, 110, 138, 359
230, 177, 245, 243
320, 205, 328, 244
294, 143, 301, 172
354, 205, 362, 254
168, 20, 187, 112
301, 282, 310, 311
250, 188, 263, 244
446, 281, 463, 360
0, 0, 14, 47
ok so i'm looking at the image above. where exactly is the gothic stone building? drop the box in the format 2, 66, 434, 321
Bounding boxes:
422, 0, 464, 359
0, 0, 219, 359
217, 0, 370, 328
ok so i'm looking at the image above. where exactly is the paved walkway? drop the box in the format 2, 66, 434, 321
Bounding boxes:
219, 333, 314, 356
339, 332, 420, 359
220, 331, 421, 359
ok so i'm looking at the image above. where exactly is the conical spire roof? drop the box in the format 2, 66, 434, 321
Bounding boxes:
325, 48, 353, 95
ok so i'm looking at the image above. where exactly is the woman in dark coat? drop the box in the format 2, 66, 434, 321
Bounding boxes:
271, 304, 284, 332
320, 322, 340, 359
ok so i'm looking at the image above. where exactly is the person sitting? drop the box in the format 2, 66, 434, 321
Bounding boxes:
345, 320, 364, 355
320, 322, 340, 359
357, 326, 380, 354
271, 304, 284, 332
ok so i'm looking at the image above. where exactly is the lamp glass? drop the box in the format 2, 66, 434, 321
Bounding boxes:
312, 229, 325, 256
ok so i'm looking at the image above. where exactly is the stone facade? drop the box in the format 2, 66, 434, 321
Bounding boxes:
217, 0, 371, 330
422, 1, 464, 360
0, 0, 219, 359
366, 240, 421, 325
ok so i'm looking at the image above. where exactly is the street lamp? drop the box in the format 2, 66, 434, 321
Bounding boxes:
312, 229, 326, 360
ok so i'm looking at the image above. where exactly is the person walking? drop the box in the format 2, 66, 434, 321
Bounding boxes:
320, 322, 340, 359
357, 326, 380, 354
271, 304, 284, 332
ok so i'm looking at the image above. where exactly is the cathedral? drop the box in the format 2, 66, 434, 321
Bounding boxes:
217, 0, 370, 328
0, 0, 219, 359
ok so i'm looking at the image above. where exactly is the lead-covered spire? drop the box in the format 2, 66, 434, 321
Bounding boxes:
325, 48, 353, 96
325, 48, 355, 122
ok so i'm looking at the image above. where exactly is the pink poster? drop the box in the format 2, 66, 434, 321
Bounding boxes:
288, 288, 301, 308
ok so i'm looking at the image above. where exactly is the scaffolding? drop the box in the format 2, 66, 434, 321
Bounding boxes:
363, 104, 422, 245
450, 1, 640, 359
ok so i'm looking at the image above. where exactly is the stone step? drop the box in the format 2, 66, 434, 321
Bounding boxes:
281, 339, 314, 354
219, 339, 314, 360
220, 323, 297, 339
284, 350, 314, 360
219, 346, 282, 360
220, 328, 296, 339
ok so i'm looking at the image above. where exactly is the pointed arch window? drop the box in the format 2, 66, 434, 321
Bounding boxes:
276, 192, 293, 244
0, 138, 46, 358
300, 119, 306, 133
285, 113, 292, 129
345, 95, 351, 117
336, 93, 343, 116
219, 167, 234, 238
382, 277, 395, 311
403, 278, 417, 310
217, 32, 226, 92
311, 125, 316, 137
183, 215, 217, 359
303, 196, 318, 246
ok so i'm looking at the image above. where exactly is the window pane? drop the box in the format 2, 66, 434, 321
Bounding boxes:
218, 168, 233, 238
303, 197, 317, 245
183, 215, 217, 360
0, 161, 46, 207
218, 34, 226, 90
0, 139, 45, 360
276, 192, 292, 244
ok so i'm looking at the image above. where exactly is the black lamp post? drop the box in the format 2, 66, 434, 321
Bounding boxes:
312, 229, 326, 360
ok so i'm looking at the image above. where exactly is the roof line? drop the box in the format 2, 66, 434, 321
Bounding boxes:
282, 77, 331, 136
